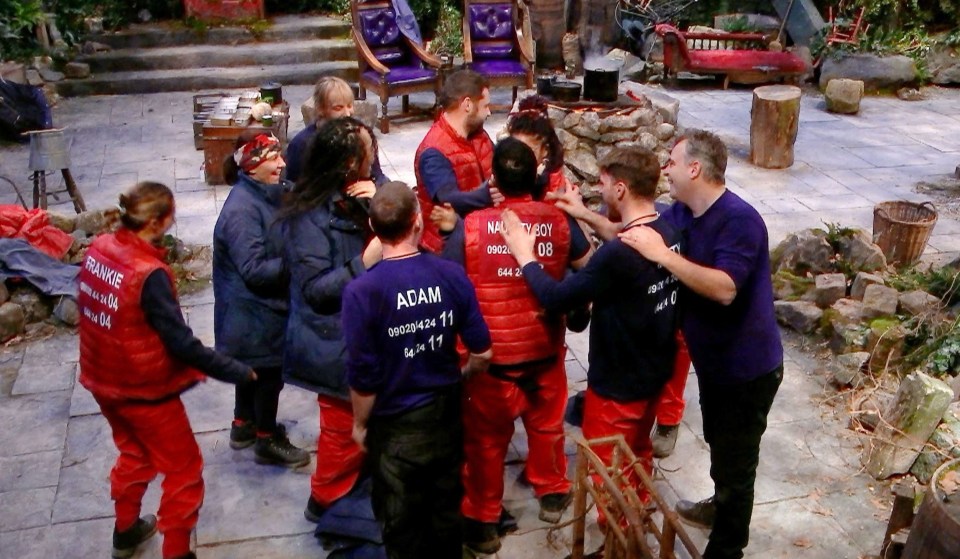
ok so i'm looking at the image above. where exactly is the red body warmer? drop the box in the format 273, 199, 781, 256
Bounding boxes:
78, 229, 204, 401
414, 116, 493, 253
464, 199, 570, 366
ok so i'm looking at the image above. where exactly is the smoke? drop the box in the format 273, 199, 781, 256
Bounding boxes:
582, 30, 621, 71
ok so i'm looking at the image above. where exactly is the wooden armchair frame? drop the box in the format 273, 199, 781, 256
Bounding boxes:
350, 0, 441, 133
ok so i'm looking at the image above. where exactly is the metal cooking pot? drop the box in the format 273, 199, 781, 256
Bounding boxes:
583, 68, 619, 102
551, 81, 581, 102
259, 82, 283, 106
536, 74, 556, 96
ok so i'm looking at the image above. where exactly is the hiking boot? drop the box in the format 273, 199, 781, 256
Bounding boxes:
229, 420, 256, 449
538, 491, 573, 523
254, 430, 310, 468
304, 496, 326, 523
498, 507, 518, 535
676, 496, 716, 529
652, 423, 680, 458
112, 514, 158, 559
463, 517, 501, 555
232, 422, 288, 450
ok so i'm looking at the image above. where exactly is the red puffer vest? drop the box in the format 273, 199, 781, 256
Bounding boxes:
78, 228, 204, 401
464, 198, 570, 366
415, 115, 493, 253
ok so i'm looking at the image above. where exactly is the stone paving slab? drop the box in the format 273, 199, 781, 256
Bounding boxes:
0, 450, 60, 493
11, 362, 76, 396
0, 392, 69, 458
0, 486, 56, 531
1, 83, 959, 558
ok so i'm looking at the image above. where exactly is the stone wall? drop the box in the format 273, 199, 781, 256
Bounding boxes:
541, 86, 679, 209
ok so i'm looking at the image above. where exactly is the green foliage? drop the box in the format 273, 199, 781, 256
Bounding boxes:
812, 0, 960, 73
0, 0, 45, 60
822, 221, 861, 281
719, 15, 760, 33
902, 315, 960, 378
681, 0, 773, 27
823, 222, 858, 249
888, 265, 960, 306
892, 263, 960, 377
928, 327, 960, 376
264, 0, 349, 15
428, 2, 463, 56
51, 0, 183, 45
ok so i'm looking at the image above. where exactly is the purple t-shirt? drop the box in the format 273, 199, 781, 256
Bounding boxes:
662, 190, 783, 385
343, 252, 491, 416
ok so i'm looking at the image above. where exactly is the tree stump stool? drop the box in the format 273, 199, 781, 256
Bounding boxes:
750, 84, 801, 169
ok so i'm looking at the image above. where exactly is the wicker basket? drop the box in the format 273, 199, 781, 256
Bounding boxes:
872, 201, 938, 267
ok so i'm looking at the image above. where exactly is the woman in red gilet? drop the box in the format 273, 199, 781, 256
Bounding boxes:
78, 181, 254, 559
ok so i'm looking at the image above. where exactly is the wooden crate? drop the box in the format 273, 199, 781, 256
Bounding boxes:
201, 100, 288, 185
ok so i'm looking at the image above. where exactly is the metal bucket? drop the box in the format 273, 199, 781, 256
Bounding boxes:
27, 128, 71, 172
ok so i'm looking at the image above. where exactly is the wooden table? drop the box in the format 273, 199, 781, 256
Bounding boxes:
201, 100, 289, 185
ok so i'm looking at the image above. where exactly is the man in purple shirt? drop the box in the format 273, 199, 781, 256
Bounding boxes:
342, 182, 492, 559
620, 129, 783, 559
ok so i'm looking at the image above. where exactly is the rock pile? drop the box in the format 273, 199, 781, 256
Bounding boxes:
770, 226, 960, 481
544, 87, 678, 210
0, 208, 212, 344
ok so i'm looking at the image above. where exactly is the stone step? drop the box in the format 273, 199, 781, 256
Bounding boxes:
86, 15, 350, 50
55, 60, 358, 97
78, 39, 356, 73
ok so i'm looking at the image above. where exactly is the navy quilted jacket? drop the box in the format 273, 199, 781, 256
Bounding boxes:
212, 172, 289, 368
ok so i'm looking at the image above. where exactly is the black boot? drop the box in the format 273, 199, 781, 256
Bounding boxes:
538, 491, 573, 523
112, 515, 158, 559
463, 517, 501, 555
303, 496, 327, 523
229, 420, 256, 450
676, 496, 716, 529
254, 429, 310, 468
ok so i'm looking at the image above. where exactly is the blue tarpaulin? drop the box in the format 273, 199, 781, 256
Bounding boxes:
0, 238, 78, 297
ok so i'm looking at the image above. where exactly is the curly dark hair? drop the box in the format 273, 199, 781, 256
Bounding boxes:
278, 116, 376, 220
507, 95, 564, 176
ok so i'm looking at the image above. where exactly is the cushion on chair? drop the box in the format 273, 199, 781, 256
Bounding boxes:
470, 59, 527, 78
362, 66, 438, 85
361, 8, 401, 48
469, 5, 515, 41
371, 46, 406, 64
473, 40, 515, 59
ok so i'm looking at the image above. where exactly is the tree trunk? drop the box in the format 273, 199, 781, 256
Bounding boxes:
576, 0, 620, 59
749, 84, 801, 169
527, 0, 567, 69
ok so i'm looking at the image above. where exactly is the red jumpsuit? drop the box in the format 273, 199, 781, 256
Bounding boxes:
79, 229, 206, 559
460, 198, 573, 523
656, 332, 691, 426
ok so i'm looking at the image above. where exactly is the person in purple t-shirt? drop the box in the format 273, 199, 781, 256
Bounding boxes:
342, 182, 492, 559
620, 129, 783, 559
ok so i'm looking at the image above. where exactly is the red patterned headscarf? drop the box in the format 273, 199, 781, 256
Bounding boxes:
234, 134, 282, 172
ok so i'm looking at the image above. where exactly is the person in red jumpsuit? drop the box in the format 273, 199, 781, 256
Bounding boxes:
435, 138, 592, 554
78, 181, 255, 559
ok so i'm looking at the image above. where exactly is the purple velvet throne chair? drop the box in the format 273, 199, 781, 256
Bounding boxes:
351, 0, 441, 133
462, 0, 534, 104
